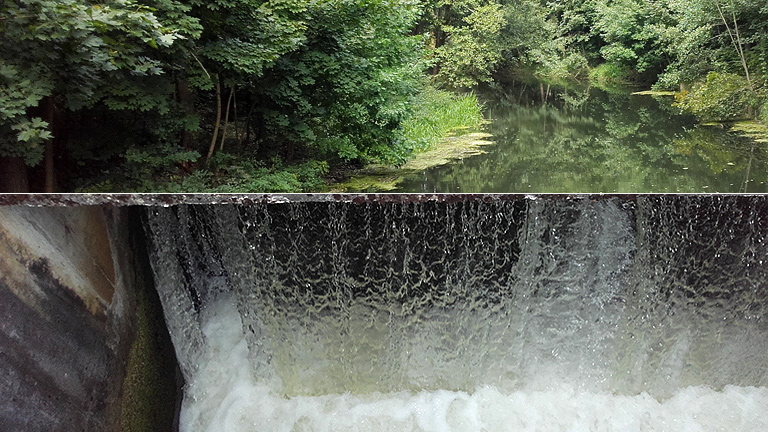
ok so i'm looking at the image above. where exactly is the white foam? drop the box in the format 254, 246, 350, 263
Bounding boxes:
179, 298, 768, 432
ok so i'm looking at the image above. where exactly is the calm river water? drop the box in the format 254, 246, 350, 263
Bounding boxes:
395, 86, 768, 193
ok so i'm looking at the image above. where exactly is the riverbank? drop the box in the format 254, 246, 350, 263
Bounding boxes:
368, 83, 768, 192
731, 120, 768, 144
329, 129, 494, 192
632, 89, 768, 146
327, 88, 489, 192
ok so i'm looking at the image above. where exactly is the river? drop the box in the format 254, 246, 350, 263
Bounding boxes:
394, 85, 768, 193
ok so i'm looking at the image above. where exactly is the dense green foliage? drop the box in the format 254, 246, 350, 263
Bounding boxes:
251, 0, 423, 164
1, 0, 766, 191
0, 0, 186, 164
0, 0, 429, 191
675, 71, 762, 121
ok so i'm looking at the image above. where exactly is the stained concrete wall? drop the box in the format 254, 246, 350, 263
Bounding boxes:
0, 205, 139, 431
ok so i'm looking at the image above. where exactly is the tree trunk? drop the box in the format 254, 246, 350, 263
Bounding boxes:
730, 9, 752, 90
431, 5, 451, 76
434, 5, 450, 50
716, 2, 753, 90
233, 88, 240, 145
243, 99, 256, 147
176, 78, 196, 151
0, 157, 29, 192
219, 86, 234, 152
205, 74, 223, 163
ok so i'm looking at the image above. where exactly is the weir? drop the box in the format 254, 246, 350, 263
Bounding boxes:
144, 195, 768, 431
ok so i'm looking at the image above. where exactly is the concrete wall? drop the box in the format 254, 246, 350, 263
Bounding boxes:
0, 206, 138, 431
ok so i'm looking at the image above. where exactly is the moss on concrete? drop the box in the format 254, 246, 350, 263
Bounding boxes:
120, 213, 179, 432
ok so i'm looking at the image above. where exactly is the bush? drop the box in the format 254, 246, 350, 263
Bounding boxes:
760, 100, 768, 124
588, 63, 631, 84
77, 152, 329, 193
675, 72, 759, 122
158, 156, 330, 193
209, 159, 328, 193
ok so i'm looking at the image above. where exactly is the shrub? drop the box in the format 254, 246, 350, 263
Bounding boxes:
760, 100, 768, 124
588, 63, 631, 84
675, 72, 759, 122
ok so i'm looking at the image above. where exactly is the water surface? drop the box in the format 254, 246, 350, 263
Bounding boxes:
146, 198, 768, 431
396, 86, 768, 193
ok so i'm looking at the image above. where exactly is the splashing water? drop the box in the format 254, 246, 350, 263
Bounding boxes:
145, 196, 768, 431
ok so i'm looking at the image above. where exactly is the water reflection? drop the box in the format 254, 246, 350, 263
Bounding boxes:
396, 86, 768, 192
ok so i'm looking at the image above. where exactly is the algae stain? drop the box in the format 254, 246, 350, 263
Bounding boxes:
333, 174, 405, 192
401, 132, 495, 171
120, 264, 179, 432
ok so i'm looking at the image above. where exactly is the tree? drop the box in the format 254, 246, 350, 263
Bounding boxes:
243, 0, 424, 164
433, 0, 506, 88
424, 0, 560, 88
546, 0, 603, 63
591, 0, 674, 82
656, 0, 766, 89
0, 0, 191, 191
169, 0, 310, 163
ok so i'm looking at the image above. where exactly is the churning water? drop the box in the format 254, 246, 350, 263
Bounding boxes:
145, 196, 768, 431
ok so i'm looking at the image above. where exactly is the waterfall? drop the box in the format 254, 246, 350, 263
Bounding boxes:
145, 196, 768, 432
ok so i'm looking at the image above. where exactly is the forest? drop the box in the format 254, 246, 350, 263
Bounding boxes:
1, 0, 766, 192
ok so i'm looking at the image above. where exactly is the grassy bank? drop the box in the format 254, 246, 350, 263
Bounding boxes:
400, 87, 485, 154
331, 87, 488, 191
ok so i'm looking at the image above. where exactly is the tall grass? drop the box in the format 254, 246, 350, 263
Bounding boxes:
401, 86, 485, 153
588, 63, 631, 91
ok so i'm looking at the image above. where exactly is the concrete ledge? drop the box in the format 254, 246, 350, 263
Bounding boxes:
0, 193, 648, 207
